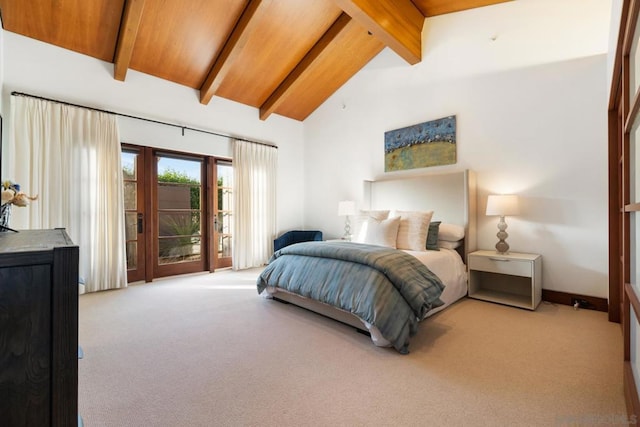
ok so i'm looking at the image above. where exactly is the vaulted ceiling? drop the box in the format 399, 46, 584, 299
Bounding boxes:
0, 0, 510, 121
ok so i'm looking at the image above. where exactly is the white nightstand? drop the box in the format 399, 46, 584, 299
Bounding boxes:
468, 250, 542, 310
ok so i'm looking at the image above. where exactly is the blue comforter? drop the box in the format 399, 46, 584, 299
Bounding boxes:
257, 241, 445, 353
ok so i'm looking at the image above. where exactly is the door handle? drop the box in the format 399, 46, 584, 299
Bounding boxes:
137, 213, 143, 233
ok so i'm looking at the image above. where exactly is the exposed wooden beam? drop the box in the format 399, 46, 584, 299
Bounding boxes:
259, 13, 352, 121
114, 0, 146, 81
334, 0, 423, 65
414, 0, 512, 17
199, 0, 268, 105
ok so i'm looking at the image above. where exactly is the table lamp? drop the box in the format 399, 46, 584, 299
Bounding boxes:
338, 200, 356, 241
486, 194, 519, 254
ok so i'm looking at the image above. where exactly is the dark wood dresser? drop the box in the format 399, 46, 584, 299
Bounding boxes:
0, 229, 80, 426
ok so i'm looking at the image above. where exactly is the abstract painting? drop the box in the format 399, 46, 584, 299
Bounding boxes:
384, 115, 456, 171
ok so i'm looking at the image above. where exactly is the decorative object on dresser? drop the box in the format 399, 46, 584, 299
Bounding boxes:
0, 179, 37, 232
0, 202, 11, 231
337, 200, 356, 241
468, 250, 542, 310
485, 194, 519, 254
0, 229, 80, 425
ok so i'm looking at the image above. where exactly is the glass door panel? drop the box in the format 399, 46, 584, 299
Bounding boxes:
155, 155, 205, 276
215, 161, 233, 268
631, 12, 640, 102
122, 149, 146, 282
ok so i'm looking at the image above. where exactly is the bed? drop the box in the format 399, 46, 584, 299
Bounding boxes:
257, 170, 477, 353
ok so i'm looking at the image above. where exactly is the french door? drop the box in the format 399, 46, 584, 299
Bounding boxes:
214, 160, 233, 268
122, 148, 146, 283
609, 0, 640, 418
155, 154, 206, 277
122, 145, 233, 282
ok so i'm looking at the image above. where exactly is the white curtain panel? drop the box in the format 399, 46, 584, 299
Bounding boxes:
9, 96, 127, 292
232, 139, 277, 270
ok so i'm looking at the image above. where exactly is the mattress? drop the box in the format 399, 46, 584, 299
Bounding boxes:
403, 248, 468, 319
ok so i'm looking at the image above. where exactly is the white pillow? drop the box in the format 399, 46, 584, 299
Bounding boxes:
353, 210, 390, 243
362, 217, 400, 248
390, 210, 434, 251
438, 223, 465, 242
437, 239, 462, 250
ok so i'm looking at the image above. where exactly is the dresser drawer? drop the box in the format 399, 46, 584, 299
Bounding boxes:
469, 254, 532, 277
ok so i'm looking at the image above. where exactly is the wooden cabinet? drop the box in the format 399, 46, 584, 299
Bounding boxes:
468, 250, 542, 310
0, 229, 79, 426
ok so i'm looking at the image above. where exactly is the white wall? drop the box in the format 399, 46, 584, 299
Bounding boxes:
608, 0, 624, 100
0, 16, 3, 113
1, 31, 305, 233
303, 0, 611, 299
0, 18, 4, 164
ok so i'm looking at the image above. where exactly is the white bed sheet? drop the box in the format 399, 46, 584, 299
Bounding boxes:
403, 248, 468, 319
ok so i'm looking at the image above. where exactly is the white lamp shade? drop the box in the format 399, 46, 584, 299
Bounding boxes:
338, 200, 356, 216
486, 194, 520, 216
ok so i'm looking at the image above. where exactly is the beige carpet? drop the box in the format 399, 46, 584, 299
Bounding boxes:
78, 269, 626, 426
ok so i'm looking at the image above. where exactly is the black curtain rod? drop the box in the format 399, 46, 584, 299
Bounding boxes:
10, 91, 278, 149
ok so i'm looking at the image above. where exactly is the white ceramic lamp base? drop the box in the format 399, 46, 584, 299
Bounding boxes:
342, 216, 352, 241
495, 215, 510, 254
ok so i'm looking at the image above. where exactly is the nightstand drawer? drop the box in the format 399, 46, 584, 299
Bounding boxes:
468, 255, 532, 277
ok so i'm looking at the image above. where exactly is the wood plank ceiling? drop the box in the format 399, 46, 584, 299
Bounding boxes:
0, 0, 510, 121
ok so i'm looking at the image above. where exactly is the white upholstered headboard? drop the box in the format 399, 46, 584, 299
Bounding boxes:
363, 170, 477, 260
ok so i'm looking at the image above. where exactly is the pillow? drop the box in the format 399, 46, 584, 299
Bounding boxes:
390, 210, 434, 251
353, 210, 390, 243
362, 217, 400, 248
438, 223, 465, 242
426, 221, 441, 251
437, 239, 462, 250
